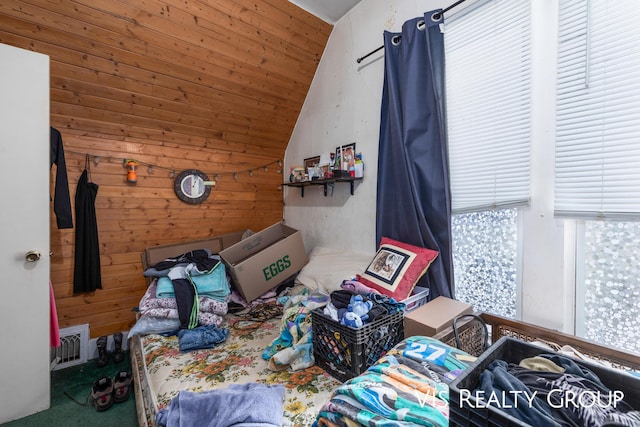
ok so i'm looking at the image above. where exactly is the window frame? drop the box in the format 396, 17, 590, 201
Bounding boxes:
448, 0, 640, 350
447, 0, 569, 331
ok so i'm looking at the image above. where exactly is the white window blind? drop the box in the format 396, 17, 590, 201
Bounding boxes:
555, 0, 640, 219
445, 0, 532, 214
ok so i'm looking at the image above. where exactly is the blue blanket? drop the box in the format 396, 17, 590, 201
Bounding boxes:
156, 383, 285, 427
156, 261, 230, 301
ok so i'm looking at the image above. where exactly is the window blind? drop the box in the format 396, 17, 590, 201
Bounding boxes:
445, 0, 532, 214
555, 0, 640, 219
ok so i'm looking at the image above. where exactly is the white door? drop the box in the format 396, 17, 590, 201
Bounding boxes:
0, 43, 51, 423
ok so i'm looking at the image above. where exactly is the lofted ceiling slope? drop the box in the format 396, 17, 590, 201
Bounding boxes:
288, 0, 363, 24
0, 0, 333, 155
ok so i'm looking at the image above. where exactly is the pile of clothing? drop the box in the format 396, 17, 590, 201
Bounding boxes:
322, 280, 405, 328
129, 249, 232, 351
141, 249, 230, 329
475, 353, 640, 427
314, 336, 475, 427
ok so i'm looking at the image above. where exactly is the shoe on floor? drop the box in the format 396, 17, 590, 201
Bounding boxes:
96, 336, 110, 368
112, 332, 125, 364
91, 376, 114, 412
113, 370, 132, 403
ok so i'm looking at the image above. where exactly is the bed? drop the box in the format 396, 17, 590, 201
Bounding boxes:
129, 297, 476, 427
131, 235, 345, 427
130, 305, 343, 427
129, 236, 450, 426
130, 306, 476, 427
129, 236, 640, 427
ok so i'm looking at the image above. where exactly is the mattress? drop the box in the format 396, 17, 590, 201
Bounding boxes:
130, 310, 342, 427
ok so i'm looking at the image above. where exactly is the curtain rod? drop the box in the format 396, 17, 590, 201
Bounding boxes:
356, 0, 468, 64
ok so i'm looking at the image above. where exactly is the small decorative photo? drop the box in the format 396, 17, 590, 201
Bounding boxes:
365, 248, 407, 284
289, 166, 305, 182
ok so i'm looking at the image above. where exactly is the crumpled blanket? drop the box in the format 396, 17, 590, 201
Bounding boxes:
314, 336, 475, 427
139, 281, 227, 327
156, 383, 285, 427
262, 289, 329, 371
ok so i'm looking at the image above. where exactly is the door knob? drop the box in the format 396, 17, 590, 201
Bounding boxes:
25, 250, 41, 262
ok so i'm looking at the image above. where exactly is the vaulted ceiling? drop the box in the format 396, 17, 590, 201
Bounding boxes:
288, 0, 362, 24
0, 0, 333, 154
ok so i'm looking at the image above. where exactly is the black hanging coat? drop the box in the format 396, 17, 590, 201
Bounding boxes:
73, 168, 102, 293
50, 127, 73, 229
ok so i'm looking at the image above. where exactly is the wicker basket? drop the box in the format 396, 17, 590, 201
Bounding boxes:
432, 313, 489, 357
434, 312, 640, 372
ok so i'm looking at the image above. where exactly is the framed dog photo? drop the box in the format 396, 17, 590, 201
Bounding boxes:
364, 247, 408, 285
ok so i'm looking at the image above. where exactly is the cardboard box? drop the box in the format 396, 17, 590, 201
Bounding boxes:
404, 296, 473, 338
142, 230, 247, 269
219, 222, 308, 302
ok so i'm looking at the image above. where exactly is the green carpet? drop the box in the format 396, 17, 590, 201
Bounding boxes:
3, 353, 138, 427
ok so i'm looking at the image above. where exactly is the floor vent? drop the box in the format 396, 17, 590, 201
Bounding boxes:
51, 324, 89, 371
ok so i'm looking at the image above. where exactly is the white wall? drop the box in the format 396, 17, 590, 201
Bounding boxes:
284, 0, 446, 255
285, 0, 571, 331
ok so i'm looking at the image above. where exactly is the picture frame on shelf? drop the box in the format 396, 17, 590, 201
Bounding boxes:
335, 143, 356, 173
316, 164, 330, 179
304, 155, 321, 180
289, 166, 305, 182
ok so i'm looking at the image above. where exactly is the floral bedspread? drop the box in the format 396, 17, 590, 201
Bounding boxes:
134, 310, 342, 427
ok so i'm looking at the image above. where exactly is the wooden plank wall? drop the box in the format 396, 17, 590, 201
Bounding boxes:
0, 0, 332, 338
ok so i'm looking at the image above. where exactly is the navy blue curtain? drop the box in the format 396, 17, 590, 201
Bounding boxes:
376, 11, 453, 299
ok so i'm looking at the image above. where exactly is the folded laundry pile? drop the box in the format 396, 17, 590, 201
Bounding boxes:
154, 260, 229, 301
140, 249, 232, 330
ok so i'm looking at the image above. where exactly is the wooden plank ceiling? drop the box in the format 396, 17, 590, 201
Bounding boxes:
0, 0, 332, 338
1, 0, 331, 150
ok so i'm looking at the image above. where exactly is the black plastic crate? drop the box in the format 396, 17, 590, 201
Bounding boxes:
311, 309, 404, 382
448, 336, 640, 427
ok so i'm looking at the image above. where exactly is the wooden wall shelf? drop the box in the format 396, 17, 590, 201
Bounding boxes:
283, 177, 362, 197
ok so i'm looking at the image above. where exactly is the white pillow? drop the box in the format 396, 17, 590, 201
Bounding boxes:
295, 246, 373, 292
